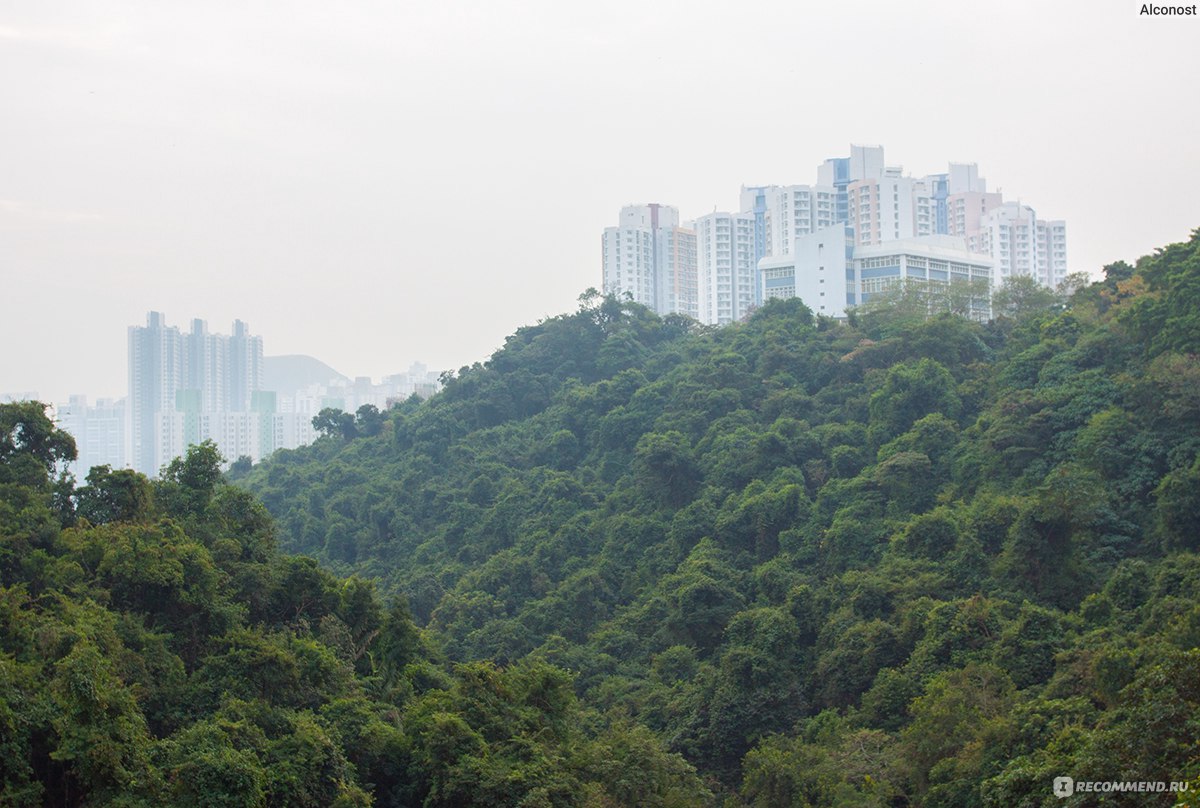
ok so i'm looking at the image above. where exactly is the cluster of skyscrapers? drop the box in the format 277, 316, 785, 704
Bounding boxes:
41, 313, 441, 479
602, 144, 1068, 324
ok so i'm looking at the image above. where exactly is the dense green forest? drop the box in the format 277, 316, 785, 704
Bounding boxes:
0, 408, 709, 805
236, 230, 1200, 806
3, 230, 1198, 806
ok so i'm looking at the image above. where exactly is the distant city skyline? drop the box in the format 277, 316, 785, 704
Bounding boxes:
32, 310, 444, 478
0, 345, 427, 411
3, 1, 1197, 403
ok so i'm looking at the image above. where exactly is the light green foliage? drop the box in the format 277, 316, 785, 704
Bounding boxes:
1121, 228, 1200, 355
991, 275, 1063, 319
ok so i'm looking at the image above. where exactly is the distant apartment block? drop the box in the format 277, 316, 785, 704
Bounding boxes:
946, 190, 1004, 241
602, 204, 699, 319
970, 202, 1068, 287
56, 395, 126, 480
602, 205, 659, 310
128, 312, 265, 475
847, 172, 935, 247
657, 223, 699, 320
741, 184, 839, 259
695, 211, 757, 326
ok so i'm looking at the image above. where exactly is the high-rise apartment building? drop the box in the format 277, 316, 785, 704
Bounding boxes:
694, 211, 757, 326
739, 186, 770, 279
947, 190, 1004, 240
972, 202, 1067, 287
744, 184, 839, 258
128, 311, 185, 475
228, 319, 263, 412
1038, 218, 1069, 288
847, 172, 935, 247
56, 395, 126, 480
817, 144, 886, 225
602, 206, 658, 309
602, 204, 698, 319
127, 312, 266, 475
657, 224, 699, 320
602, 204, 667, 310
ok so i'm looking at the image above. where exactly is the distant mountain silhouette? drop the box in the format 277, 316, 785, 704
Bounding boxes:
263, 355, 348, 394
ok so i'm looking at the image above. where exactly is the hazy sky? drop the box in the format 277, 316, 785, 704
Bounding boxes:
2, 0, 1197, 403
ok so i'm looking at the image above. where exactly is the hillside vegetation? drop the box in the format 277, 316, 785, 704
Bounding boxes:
4, 231, 1197, 806
239, 230, 1200, 805
0, 409, 709, 806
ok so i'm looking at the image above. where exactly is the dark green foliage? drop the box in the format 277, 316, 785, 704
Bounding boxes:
194, 230, 1200, 801
634, 430, 700, 507
1154, 455, 1200, 551
75, 464, 155, 524
0, 400, 77, 480
868, 358, 961, 446
0, 404, 705, 806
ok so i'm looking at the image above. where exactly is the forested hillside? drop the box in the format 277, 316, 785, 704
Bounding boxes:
0, 406, 709, 806
239, 230, 1200, 806
7, 232, 1196, 806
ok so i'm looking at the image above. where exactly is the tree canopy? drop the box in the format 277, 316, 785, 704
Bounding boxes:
233, 229, 1200, 804
7, 228, 1200, 805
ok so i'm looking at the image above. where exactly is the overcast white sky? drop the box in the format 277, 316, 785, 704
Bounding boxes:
2, 0, 1197, 403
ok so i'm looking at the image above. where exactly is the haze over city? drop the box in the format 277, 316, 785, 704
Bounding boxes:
2, 0, 1198, 404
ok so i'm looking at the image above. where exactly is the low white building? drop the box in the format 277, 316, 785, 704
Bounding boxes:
759, 224, 852, 317
760, 231, 994, 320
852, 236, 994, 319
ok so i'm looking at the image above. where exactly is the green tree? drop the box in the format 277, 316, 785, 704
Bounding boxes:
75, 464, 155, 524
634, 431, 700, 507
1154, 456, 1200, 551
354, 404, 384, 437
867, 359, 961, 446
50, 640, 160, 802
158, 440, 225, 516
991, 275, 1060, 319
0, 401, 77, 481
